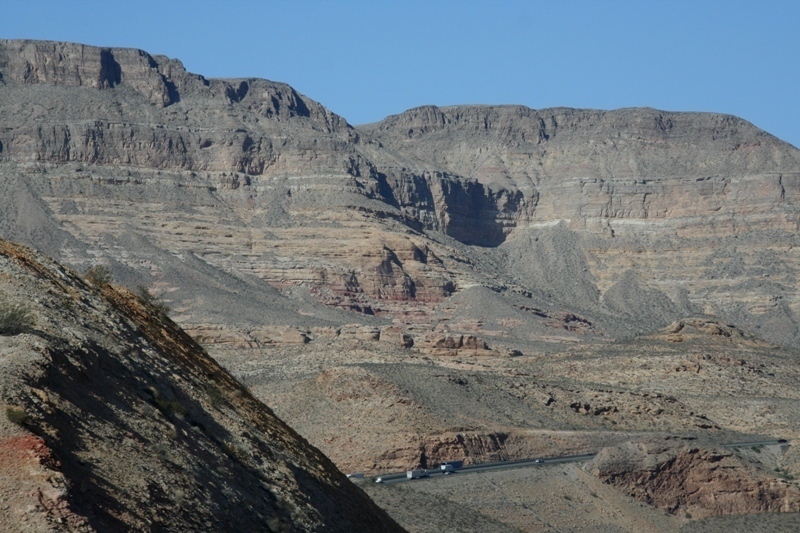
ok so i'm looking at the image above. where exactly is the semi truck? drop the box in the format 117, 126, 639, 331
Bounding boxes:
440, 460, 463, 470
406, 469, 429, 479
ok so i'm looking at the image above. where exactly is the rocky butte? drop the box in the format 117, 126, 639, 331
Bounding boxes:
1, 39, 800, 531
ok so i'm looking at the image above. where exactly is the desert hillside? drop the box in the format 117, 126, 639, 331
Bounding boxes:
0, 239, 401, 531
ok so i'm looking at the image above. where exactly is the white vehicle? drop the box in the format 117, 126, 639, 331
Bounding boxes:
374, 477, 384, 483
407, 469, 429, 479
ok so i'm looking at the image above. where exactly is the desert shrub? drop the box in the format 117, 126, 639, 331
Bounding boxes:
85, 264, 112, 286
154, 398, 188, 418
207, 386, 227, 409
223, 441, 249, 463
0, 299, 35, 335
153, 442, 171, 459
136, 286, 171, 316
5, 406, 28, 426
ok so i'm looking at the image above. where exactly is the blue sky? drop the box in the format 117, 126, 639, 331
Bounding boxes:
2, 1, 799, 147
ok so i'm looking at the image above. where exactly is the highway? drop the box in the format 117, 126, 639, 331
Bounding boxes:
373, 439, 786, 485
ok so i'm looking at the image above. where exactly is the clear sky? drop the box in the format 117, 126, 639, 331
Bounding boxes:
2, 0, 799, 148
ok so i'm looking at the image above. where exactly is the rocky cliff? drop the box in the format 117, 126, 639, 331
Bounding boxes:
363, 105, 800, 344
0, 239, 402, 532
3, 39, 800, 349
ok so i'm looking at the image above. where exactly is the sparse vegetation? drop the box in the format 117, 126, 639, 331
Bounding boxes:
136, 285, 171, 316
0, 298, 35, 335
207, 386, 227, 409
153, 442, 171, 460
85, 264, 113, 286
5, 406, 28, 426
154, 398, 188, 418
223, 441, 249, 463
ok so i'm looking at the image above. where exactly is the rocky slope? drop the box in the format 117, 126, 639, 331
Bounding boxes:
0, 239, 401, 532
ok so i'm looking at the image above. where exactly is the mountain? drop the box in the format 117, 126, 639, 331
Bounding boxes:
2, 39, 800, 530
2, 39, 800, 347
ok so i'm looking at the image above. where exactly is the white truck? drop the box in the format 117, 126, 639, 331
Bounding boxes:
406, 469, 428, 479
440, 460, 463, 471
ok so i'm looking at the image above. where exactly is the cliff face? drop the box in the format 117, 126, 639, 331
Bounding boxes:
0, 239, 402, 532
2, 38, 800, 347
364, 105, 800, 345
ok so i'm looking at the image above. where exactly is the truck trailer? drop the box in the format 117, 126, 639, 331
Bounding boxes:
406, 469, 429, 479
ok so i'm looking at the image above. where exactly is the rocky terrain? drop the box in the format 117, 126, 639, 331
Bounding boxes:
587, 439, 800, 518
0, 239, 401, 531
3, 39, 800, 347
2, 38, 800, 530
364, 440, 800, 533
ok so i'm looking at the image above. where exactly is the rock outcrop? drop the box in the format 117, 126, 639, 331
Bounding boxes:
586, 440, 800, 519
364, 104, 800, 343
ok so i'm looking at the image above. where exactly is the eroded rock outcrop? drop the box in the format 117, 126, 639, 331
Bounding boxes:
420, 332, 491, 356
586, 440, 800, 519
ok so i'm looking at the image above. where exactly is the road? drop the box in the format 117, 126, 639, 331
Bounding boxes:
374, 439, 786, 485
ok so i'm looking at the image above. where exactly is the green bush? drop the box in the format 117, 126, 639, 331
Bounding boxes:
0, 299, 35, 335
154, 398, 188, 418
85, 264, 113, 286
136, 286, 171, 316
5, 406, 28, 426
